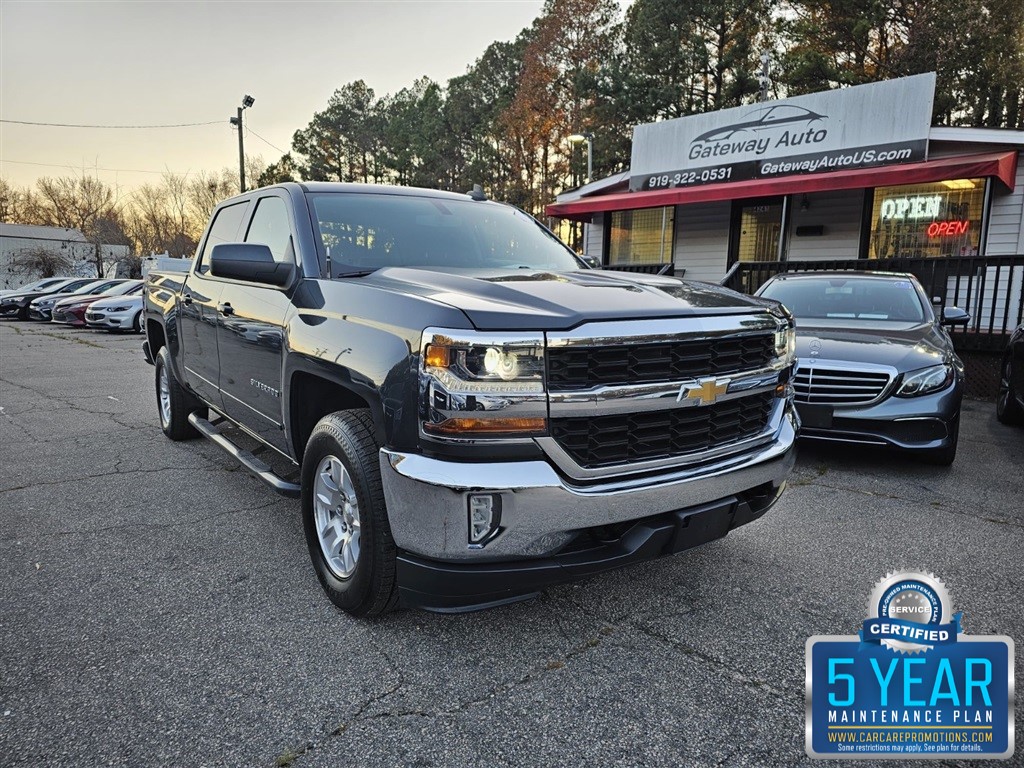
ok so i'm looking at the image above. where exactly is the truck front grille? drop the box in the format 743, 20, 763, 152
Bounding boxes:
793, 365, 891, 406
547, 333, 775, 391
550, 391, 774, 468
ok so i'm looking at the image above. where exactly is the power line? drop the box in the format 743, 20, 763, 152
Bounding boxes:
246, 126, 287, 154
0, 118, 223, 129
0, 158, 185, 175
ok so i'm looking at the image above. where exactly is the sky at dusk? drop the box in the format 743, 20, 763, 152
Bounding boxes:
0, 1, 630, 191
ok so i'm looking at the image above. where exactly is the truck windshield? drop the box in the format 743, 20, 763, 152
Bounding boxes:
308, 193, 580, 275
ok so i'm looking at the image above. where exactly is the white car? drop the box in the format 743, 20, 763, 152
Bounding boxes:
85, 292, 145, 332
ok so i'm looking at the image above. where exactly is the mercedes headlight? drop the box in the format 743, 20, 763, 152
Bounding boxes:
420, 328, 547, 438
895, 364, 954, 397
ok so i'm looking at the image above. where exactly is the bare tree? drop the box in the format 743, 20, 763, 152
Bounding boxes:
0, 178, 35, 223
9, 246, 74, 278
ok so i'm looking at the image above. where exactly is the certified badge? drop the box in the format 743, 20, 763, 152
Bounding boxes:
864, 571, 960, 654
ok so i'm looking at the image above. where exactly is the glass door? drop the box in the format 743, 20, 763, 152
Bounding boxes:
733, 200, 784, 263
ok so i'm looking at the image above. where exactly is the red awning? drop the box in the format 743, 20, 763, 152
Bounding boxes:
546, 150, 1019, 221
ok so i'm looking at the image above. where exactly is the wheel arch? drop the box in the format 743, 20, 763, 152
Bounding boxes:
285, 357, 387, 463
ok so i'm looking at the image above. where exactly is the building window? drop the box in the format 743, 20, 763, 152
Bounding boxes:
607, 207, 674, 264
868, 178, 986, 259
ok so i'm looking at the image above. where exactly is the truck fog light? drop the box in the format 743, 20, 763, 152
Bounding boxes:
468, 493, 501, 544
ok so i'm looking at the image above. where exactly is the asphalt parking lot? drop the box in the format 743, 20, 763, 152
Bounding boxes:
1, 320, 1022, 768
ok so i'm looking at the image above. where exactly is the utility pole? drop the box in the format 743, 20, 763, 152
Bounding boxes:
229, 95, 255, 193
758, 53, 771, 103
568, 133, 594, 185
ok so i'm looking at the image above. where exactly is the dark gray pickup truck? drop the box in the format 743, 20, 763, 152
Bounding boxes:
143, 182, 798, 616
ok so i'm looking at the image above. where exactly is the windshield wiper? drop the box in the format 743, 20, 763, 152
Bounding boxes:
333, 269, 378, 279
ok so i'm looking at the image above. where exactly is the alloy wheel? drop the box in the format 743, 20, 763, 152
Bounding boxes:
313, 455, 361, 579
158, 365, 172, 428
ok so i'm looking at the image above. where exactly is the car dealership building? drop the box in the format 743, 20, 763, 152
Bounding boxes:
546, 74, 1024, 395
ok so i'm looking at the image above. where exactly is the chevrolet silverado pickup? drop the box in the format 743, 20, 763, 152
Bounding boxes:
143, 182, 798, 616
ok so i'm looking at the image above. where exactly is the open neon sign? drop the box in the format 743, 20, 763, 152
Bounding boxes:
927, 220, 969, 237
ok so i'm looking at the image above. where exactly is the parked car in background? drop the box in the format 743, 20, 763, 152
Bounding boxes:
996, 322, 1024, 426
0, 277, 69, 299
0, 277, 98, 320
756, 271, 967, 465
28, 278, 127, 321
52, 280, 143, 327
84, 286, 146, 332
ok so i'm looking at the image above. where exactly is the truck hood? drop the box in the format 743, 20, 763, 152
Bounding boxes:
794, 319, 954, 372
355, 267, 772, 330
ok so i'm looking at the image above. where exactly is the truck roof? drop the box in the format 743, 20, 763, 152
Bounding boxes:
225, 181, 486, 205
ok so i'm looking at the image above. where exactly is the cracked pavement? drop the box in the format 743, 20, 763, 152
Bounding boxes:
1, 320, 1022, 767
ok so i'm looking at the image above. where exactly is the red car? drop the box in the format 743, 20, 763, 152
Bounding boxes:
51, 280, 143, 326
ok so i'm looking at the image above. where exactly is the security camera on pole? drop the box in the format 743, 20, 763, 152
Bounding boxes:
758, 53, 771, 103
229, 95, 255, 193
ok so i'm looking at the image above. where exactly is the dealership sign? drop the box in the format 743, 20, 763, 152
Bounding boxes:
629, 73, 936, 192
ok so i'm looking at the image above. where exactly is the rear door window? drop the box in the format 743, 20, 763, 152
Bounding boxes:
196, 201, 249, 274
244, 197, 294, 264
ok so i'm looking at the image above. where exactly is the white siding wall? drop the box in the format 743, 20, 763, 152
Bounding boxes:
785, 190, 864, 261
672, 201, 731, 282
985, 151, 1024, 255
583, 214, 604, 261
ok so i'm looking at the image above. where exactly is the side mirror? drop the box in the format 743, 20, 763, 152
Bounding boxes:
932, 296, 942, 306
942, 306, 970, 326
209, 243, 294, 287
579, 254, 601, 269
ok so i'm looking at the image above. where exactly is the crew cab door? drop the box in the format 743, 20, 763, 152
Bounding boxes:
179, 200, 250, 406
216, 194, 294, 453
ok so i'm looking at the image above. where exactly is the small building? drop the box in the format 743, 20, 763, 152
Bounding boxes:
0, 223, 131, 290
546, 74, 1024, 395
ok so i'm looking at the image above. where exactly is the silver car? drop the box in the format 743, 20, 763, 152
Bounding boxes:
84, 290, 145, 332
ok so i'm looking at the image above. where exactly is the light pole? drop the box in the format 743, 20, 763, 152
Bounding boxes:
568, 132, 594, 185
229, 94, 255, 192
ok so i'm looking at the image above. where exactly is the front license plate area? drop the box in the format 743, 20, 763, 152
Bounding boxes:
796, 403, 833, 429
668, 501, 735, 554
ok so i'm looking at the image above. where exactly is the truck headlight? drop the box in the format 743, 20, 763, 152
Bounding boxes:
775, 325, 795, 361
421, 328, 547, 438
895, 364, 954, 397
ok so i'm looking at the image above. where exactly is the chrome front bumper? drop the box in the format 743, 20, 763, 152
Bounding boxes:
380, 404, 798, 562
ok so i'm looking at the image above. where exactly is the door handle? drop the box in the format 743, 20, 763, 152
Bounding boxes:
218, 302, 234, 316
182, 295, 193, 305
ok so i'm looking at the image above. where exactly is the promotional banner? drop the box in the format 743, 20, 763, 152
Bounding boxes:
806, 571, 1014, 759
630, 73, 936, 192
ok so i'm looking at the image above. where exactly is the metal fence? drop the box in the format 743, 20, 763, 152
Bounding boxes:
603, 262, 677, 276
721, 255, 1024, 351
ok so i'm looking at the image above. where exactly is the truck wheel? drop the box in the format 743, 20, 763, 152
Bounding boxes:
301, 410, 398, 617
154, 347, 204, 440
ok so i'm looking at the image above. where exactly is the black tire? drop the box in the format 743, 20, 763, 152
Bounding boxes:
996, 356, 1024, 426
132, 310, 143, 333
922, 414, 959, 466
301, 410, 398, 618
154, 346, 204, 440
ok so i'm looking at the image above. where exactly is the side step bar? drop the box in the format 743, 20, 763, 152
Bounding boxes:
187, 413, 301, 498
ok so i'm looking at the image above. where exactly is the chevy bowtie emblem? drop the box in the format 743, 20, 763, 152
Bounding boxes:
677, 377, 730, 406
